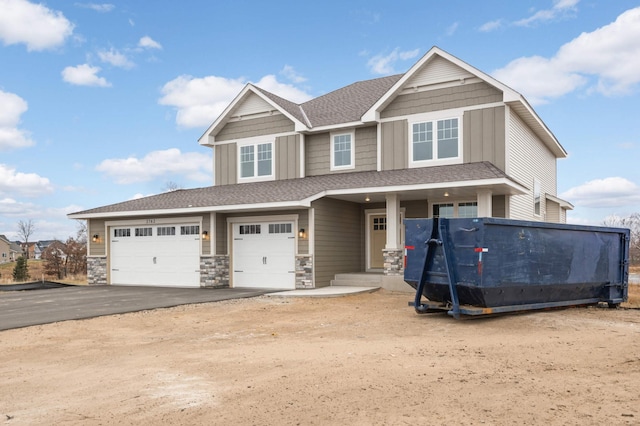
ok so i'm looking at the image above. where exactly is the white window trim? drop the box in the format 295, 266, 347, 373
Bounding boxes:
429, 200, 478, 218
237, 139, 275, 183
533, 178, 542, 217
330, 130, 355, 171
408, 115, 463, 168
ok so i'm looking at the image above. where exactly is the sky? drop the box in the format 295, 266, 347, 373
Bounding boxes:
1, 0, 639, 241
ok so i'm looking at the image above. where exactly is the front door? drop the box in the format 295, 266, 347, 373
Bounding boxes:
369, 214, 386, 269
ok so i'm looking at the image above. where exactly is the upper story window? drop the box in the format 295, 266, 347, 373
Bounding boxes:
533, 179, 541, 216
239, 141, 273, 182
410, 117, 461, 167
330, 131, 355, 171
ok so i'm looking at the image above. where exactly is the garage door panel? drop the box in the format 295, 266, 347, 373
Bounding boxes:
232, 221, 295, 290
110, 224, 200, 287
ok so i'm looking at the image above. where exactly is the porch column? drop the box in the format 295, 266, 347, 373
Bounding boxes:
477, 190, 493, 217
385, 193, 401, 249
384, 193, 403, 276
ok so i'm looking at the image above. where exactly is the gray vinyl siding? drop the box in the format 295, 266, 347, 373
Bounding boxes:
402, 200, 428, 218
546, 199, 560, 223
275, 134, 300, 180
492, 195, 506, 218
305, 126, 377, 176
381, 120, 408, 170
380, 82, 502, 119
463, 106, 506, 171
312, 198, 362, 287
507, 108, 557, 221
305, 133, 329, 176
215, 213, 228, 255
216, 114, 294, 142
355, 126, 378, 171
215, 144, 237, 185
88, 219, 106, 256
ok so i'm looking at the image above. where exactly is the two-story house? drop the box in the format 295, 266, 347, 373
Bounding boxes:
69, 47, 573, 290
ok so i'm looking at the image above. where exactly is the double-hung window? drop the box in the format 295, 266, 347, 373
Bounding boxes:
239, 141, 273, 181
330, 131, 355, 170
410, 117, 461, 166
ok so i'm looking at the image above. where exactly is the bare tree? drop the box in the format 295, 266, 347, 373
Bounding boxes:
17, 219, 35, 259
603, 213, 640, 266
163, 181, 183, 192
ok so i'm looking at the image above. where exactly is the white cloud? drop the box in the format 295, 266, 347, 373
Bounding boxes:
61, 64, 111, 87
75, 3, 114, 13
138, 36, 162, 50
367, 48, 421, 75
280, 65, 306, 84
0, 0, 74, 51
560, 177, 640, 208
492, 7, 640, 104
159, 74, 313, 128
0, 164, 53, 197
95, 148, 212, 184
98, 48, 134, 69
445, 22, 459, 37
479, 19, 503, 32
514, 0, 579, 27
0, 90, 34, 150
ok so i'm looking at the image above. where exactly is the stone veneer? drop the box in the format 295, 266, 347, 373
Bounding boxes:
200, 255, 229, 288
87, 256, 107, 285
295, 254, 313, 289
382, 249, 404, 276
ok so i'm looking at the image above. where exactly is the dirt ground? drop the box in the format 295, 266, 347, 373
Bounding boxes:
1, 290, 639, 426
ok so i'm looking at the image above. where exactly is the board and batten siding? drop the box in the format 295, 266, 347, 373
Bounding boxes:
381, 120, 408, 171
506, 108, 557, 221
275, 134, 301, 180
463, 106, 506, 171
215, 114, 294, 142
312, 198, 362, 287
214, 143, 237, 185
380, 82, 502, 119
305, 126, 377, 176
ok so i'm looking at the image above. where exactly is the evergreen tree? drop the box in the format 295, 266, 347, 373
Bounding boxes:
13, 256, 29, 282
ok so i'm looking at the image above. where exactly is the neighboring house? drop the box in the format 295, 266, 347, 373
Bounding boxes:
69, 47, 573, 290
0, 235, 12, 264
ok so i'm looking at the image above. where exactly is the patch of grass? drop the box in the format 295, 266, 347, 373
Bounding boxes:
0, 259, 87, 285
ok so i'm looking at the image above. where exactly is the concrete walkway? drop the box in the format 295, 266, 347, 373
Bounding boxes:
268, 286, 380, 297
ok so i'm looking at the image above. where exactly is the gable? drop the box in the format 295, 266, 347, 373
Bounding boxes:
404, 55, 475, 90
233, 92, 277, 118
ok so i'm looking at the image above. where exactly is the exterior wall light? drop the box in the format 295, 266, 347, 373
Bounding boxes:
298, 228, 305, 238
444, 192, 450, 197
92, 234, 99, 243
202, 230, 209, 240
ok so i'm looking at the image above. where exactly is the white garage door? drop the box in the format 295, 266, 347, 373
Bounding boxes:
110, 224, 201, 287
232, 221, 295, 289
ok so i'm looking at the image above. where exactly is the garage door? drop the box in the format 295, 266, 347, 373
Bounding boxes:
110, 224, 201, 287
232, 221, 295, 289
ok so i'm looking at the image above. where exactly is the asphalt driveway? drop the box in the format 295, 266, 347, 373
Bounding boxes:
0, 285, 276, 331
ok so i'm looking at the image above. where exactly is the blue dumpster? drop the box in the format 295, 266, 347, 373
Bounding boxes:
404, 218, 630, 318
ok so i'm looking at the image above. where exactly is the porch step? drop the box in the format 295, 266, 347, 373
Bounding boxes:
331, 273, 384, 287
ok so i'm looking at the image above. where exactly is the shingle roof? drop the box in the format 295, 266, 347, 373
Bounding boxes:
70, 162, 515, 217
299, 74, 403, 127
253, 74, 403, 129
